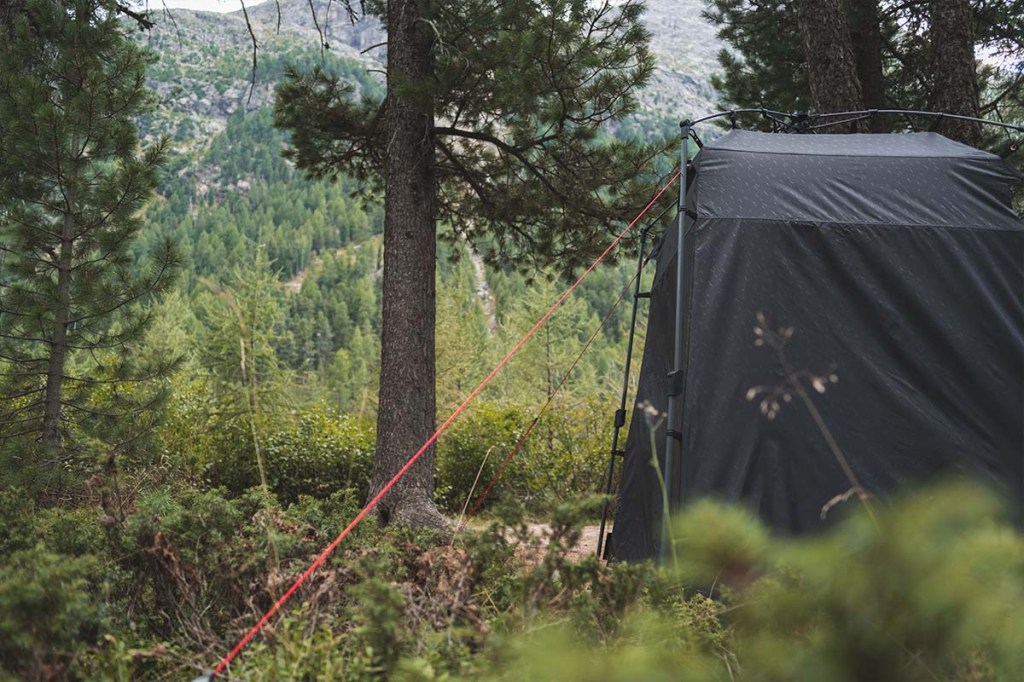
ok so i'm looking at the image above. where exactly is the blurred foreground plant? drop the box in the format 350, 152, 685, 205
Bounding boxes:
2, 474, 1020, 681
473, 480, 1024, 682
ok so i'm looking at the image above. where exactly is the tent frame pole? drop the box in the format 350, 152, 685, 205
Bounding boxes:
661, 120, 691, 562
596, 222, 656, 560
682, 108, 1024, 133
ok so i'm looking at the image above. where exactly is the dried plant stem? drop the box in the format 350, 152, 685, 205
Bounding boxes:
451, 445, 494, 546
199, 278, 281, 578
240, 336, 282, 580
646, 415, 677, 565
750, 314, 878, 530
781, 360, 879, 530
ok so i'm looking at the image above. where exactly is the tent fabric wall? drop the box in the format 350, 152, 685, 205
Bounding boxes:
613, 131, 1024, 562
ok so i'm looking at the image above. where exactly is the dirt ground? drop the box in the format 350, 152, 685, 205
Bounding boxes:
522, 523, 606, 561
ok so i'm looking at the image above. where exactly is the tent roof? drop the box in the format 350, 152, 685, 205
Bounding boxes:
694, 131, 1022, 230
706, 129, 999, 159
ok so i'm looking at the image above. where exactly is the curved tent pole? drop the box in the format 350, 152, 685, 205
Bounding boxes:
684, 108, 1024, 134
808, 108, 1024, 132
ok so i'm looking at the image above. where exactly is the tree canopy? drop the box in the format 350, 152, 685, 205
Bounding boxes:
703, 0, 1024, 146
275, 0, 669, 274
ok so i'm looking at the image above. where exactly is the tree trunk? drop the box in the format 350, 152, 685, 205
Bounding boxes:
846, 0, 888, 132
931, 0, 983, 147
42, 205, 74, 449
797, 0, 864, 126
368, 0, 447, 531
0, 0, 24, 37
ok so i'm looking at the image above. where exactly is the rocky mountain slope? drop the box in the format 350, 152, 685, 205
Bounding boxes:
141, 0, 724, 142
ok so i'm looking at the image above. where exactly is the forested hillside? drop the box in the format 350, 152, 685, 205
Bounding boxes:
134, 0, 712, 409
2, 0, 1023, 679
123, 0, 699, 469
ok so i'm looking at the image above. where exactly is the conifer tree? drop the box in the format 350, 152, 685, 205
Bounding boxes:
848, 0, 888, 131
275, 0, 663, 528
0, 0, 178, 452
796, 0, 865, 120
931, 0, 984, 146
702, 0, 814, 123
703, 0, 1022, 143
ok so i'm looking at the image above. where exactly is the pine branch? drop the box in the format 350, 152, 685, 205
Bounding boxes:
114, 3, 155, 30
433, 126, 568, 201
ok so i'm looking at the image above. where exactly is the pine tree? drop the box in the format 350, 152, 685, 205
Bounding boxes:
0, 0, 178, 452
796, 0, 865, 119
703, 0, 1022, 142
435, 251, 491, 412
274, 0, 664, 528
848, 0, 889, 131
196, 245, 287, 404
702, 0, 813, 126
931, 0, 984, 146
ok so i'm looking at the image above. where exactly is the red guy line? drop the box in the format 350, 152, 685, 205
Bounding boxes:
210, 170, 680, 677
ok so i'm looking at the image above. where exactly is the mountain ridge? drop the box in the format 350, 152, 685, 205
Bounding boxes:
143, 0, 723, 134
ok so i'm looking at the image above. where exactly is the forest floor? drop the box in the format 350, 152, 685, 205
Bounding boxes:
521, 523, 604, 561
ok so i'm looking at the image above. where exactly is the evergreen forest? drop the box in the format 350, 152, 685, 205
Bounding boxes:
1, 0, 1023, 679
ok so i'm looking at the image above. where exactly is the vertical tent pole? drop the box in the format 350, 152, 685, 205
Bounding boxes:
661, 120, 691, 561
596, 224, 652, 560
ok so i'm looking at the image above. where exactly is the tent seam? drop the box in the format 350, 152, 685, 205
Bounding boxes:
704, 148, 997, 161
694, 216, 1024, 232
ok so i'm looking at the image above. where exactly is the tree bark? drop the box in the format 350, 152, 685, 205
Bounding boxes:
930, 0, 983, 147
0, 0, 24, 37
797, 0, 865, 127
42, 196, 74, 450
367, 0, 447, 531
847, 0, 888, 132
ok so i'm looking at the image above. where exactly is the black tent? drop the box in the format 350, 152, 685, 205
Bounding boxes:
611, 128, 1024, 562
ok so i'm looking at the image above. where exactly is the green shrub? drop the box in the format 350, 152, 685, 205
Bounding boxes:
122, 486, 250, 640
220, 611, 350, 681
435, 403, 531, 513
720, 481, 1024, 682
118, 484, 383, 654
528, 398, 615, 515
435, 399, 615, 517
0, 438, 87, 497
161, 385, 375, 504
0, 547, 100, 681
260, 411, 375, 504
0, 487, 36, 555
32, 505, 109, 558
473, 481, 1024, 682
226, 522, 485, 682
515, 497, 651, 639
157, 375, 250, 482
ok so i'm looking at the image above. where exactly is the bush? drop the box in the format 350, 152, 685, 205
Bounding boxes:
122, 486, 251, 641
528, 398, 615, 516
118, 484, 381, 650
0, 547, 100, 680
715, 481, 1024, 681
435, 403, 532, 514
473, 481, 1024, 682
0, 487, 36, 555
161, 384, 375, 505
260, 411, 375, 504
435, 399, 615, 517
